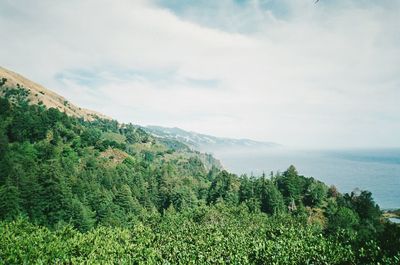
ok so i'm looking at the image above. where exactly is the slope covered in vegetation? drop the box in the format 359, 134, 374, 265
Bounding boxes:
0, 81, 399, 264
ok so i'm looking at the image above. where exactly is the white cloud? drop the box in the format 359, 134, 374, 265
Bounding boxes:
0, 0, 399, 148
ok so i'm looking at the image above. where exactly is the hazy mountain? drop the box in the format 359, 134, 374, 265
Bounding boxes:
145, 125, 280, 152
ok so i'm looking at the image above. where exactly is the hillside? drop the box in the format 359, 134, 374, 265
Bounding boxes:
0, 66, 109, 121
0, 66, 222, 172
0, 66, 222, 170
145, 125, 279, 152
0, 79, 222, 224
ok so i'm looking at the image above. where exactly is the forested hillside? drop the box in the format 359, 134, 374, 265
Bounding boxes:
0, 81, 399, 264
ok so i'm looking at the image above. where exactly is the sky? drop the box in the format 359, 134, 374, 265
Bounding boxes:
1, 0, 400, 148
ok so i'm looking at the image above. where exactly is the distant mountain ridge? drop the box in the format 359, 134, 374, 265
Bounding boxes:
144, 125, 279, 152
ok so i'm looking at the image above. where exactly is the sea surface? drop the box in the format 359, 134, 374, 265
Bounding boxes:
389, 218, 400, 224
211, 147, 400, 210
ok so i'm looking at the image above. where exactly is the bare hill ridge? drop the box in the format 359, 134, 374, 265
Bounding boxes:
0, 66, 110, 121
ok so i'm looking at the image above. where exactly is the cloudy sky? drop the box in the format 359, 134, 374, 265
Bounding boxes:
1, 0, 399, 148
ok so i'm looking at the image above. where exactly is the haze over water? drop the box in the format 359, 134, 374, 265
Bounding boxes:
213, 147, 400, 210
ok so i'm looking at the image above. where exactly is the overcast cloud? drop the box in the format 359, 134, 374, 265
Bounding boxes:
1, 0, 399, 148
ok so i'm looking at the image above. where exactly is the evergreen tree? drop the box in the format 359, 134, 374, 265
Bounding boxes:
260, 181, 285, 215
37, 162, 72, 226
0, 182, 22, 220
277, 165, 304, 206
207, 171, 239, 205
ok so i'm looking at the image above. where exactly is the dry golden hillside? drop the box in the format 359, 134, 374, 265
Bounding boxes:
0, 66, 110, 121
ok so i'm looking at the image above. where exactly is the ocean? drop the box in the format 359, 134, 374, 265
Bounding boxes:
212, 147, 400, 210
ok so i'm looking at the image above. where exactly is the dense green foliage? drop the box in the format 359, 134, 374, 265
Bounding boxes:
0, 85, 399, 264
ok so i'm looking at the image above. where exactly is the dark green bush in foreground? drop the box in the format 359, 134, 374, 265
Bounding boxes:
0, 208, 352, 264
2, 206, 399, 264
